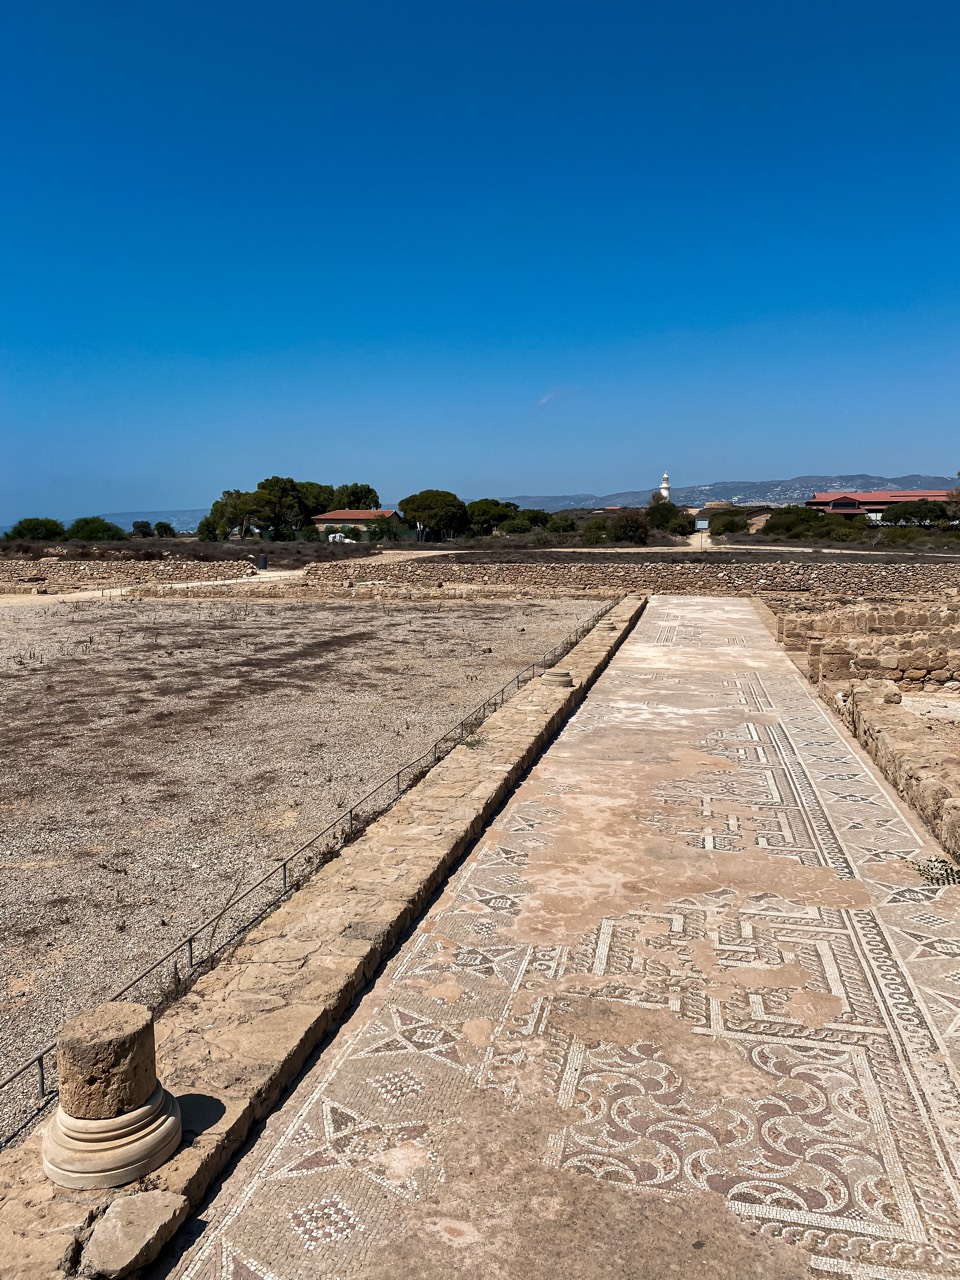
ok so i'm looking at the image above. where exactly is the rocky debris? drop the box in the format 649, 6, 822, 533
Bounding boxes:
78, 1191, 188, 1278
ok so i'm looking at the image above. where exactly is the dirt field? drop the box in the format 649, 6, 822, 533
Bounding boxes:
0, 594, 592, 1080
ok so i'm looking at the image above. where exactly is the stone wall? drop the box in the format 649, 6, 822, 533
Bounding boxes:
831, 682, 960, 864
303, 553, 960, 600
0, 558, 256, 594
774, 602, 960, 649
799, 631, 960, 693
766, 596, 960, 867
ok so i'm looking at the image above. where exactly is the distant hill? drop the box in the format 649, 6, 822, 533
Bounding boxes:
503, 474, 958, 513
96, 508, 208, 532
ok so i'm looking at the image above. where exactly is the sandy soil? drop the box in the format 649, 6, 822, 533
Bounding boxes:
902, 691, 960, 750
0, 594, 591, 1077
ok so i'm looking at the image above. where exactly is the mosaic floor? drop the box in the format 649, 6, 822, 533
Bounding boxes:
160, 597, 960, 1279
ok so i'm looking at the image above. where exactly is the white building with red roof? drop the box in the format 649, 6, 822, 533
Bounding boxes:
805, 489, 951, 521
311, 508, 402, 532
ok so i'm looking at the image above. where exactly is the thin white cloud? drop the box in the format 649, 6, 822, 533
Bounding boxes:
537, 385, 578, 407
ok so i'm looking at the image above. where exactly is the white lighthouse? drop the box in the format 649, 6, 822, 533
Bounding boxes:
659, 471, 670, 501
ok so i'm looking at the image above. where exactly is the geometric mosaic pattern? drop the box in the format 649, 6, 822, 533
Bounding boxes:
166, 597, 960, 1280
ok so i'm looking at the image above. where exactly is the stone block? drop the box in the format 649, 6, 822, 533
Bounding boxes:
79, 1190, 188, 1278
56, 1004, 157, 1121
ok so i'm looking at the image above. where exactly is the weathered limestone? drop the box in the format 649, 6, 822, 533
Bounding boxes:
769, 596, 960, 865
79, 1191, 188, 1279
817, 643, 852, 685
0, 596, 645, 1278
540, 668, 574, 687
302, 552, 960, 600
828, 682, 960, 863
57, 1004, 156, 1121
0, 557, 256, 595
42, 1004, 181, 1191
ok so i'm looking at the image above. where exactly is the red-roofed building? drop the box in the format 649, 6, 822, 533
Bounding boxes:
312, 508, 403, 532
805, 490, 952, 521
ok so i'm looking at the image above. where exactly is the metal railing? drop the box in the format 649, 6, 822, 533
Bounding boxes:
0, 598, 618, 1147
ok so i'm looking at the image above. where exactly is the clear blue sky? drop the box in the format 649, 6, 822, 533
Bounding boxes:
2, 0, 958, 521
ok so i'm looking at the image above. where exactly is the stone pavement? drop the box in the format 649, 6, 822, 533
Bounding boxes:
159, 597, 960, 1279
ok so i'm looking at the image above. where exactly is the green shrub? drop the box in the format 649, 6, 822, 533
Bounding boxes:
499, 517, 532, 535
882, 499, 948, 525
547, 515, 575, 533
4, 517, 67, 540
666, 514, 695, 536
609, 509, 649, 543
761, 505, 825, 538
153, 521, 176, 538
580, 518, 608, 545
708, 512, 747, 536
366, 515, 400, 542
65, 516, 128, 541
646, 499, 684, 530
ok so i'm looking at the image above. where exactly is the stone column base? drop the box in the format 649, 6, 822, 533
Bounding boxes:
42, 1084, 182, 1190
541, 669, 574, 687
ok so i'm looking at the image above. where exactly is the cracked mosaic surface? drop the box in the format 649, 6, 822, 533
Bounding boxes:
162, 597, 960, 1280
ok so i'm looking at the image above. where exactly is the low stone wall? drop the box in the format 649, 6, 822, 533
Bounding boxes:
769, 595, 960, 869
805, 633, 960, 692
0, 558, 256, 594
829, 682, 960, 864
303, 553, 960, 599
846, 632, 960, 690
0, 595, 645, 1279
774, 602, 960, 649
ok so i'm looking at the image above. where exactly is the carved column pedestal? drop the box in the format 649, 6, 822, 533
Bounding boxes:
541, 668, 574, 687
42, 1001, 181, 1190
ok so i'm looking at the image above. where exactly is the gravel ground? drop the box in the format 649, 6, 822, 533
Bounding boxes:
0, 595, 592, 1084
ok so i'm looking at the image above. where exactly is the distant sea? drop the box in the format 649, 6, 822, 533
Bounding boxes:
96, 508, 208, 533
0, 508, 208, 536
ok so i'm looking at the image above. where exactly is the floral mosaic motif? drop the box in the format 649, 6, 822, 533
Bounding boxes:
367, 1069, 425, 1104
552, 1037, 904, 1222
289, 1197, 363, 1248
359, 1008, 465, 1066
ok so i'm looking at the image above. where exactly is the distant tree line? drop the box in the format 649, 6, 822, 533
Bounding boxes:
4, 515, 132, 541
195, 477, 382, 541
34, 470, 955, 550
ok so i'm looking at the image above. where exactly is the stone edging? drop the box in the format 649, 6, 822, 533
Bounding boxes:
0, 594, 646, 1280
826, 680, 960, 864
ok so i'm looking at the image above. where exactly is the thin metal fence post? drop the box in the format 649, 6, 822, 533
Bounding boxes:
37, 1056, 45, 1099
